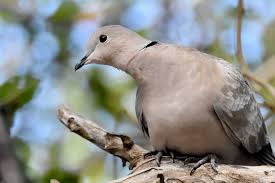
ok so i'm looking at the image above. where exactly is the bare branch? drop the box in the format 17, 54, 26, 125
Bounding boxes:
236, 0, 275, 102
57, 106, 275, 183
111, 162, 275, 183
57, 106, 146, 168
243, 71, 275, 97
236, 0, 246, 70
0, 114, 28, 183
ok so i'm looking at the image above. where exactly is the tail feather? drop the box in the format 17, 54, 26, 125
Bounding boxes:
255, 144, 275, 166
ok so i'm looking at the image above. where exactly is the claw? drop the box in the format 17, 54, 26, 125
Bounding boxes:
183, 157, 200, 165
156, 151, 163, 166
210, 155, 218, 173
143, 150, 159, 159
144, 151, 164, 166
122, 159, 127, 167
190, 154, 218, 175
170, 152, 175, 163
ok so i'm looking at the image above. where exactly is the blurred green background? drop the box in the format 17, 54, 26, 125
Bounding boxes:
0, 0, 275, 182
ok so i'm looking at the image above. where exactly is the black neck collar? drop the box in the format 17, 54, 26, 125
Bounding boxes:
142, 41, 159, 49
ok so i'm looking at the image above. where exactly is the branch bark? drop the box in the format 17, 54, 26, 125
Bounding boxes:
57, 106, 146, 168
0, 113, 28, 183
236, 0, 275, 100
236, 0, 246, 69
57, 106, 275, 183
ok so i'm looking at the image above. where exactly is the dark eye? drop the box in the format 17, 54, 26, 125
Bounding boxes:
99, 35, 107, 42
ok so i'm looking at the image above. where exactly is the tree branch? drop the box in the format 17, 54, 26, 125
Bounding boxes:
57, 106, 146, 168
57, 106, 275, 183
236, 0, 275, 99
0, 114, 28, 183
236, 0, 246, 69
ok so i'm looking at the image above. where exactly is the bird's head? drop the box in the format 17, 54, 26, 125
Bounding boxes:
75, 25, 150, 72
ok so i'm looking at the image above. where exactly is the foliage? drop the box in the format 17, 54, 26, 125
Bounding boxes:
39, 167, 78, 183
0, 75, 39, 127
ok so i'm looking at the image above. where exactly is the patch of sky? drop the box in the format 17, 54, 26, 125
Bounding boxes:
219, 20, 263, 64
30, 31, 59, 77
121, 0, 163, 30
246, 0, 275, 25
35, 0, 61, 18
0, 21, 30, 83
11, 77, 65, 144
69, 20, 98, 55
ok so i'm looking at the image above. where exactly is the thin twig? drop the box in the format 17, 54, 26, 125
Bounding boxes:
236, 0, 275, 99
236, 0, 246, 70
243, 71, 275, 96
262, 101, 275, 113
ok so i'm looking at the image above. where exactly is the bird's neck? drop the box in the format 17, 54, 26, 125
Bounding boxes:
124, 48, 156, 84
110, 39, 153, 82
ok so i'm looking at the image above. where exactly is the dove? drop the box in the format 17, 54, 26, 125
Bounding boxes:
75, 25, 275, 174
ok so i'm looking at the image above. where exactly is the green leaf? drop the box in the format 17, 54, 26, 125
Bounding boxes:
0, 75, 39, 109
39, 167, 79, 183
0, 75, 39, 126
48, 1, 79, 64
49, 1, 79, 25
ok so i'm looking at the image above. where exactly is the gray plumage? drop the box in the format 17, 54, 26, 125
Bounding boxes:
76, 25, 275, 166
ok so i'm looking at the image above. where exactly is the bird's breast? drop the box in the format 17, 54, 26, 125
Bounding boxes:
139, 81, 237, 158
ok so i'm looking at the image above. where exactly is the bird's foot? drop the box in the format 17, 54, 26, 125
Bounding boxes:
143, 150, 159, 158
166, 150, 189, 163
169, 151, 175, 163
189, 154, 218, 175
155, 151, 163, 166
144, 151, 164, 166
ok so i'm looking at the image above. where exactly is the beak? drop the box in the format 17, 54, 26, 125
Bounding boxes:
75, 55, 88, 71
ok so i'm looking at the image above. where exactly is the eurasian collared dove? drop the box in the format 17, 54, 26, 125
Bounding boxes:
75, 25, 275, 174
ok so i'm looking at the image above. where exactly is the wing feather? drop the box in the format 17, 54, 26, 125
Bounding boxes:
214, 62, 269, 154
135, 86, 149, 137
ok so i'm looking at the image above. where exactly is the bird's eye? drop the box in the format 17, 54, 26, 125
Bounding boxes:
99, 35, 107, 43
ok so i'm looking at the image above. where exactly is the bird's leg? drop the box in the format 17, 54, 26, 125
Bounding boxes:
164, 149, 194, 163
182, 156, 201, 164
190, 154, 218, 175
166, 149, 186, 163
143, 150, 159, 158
169, 151, 175, 163
155, 151, 163, 166
143, 150, 165, 166
165, 149, 195, 164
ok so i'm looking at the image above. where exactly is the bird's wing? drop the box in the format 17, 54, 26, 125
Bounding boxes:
135, 86, 149, 137
213, 63, 269, 154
